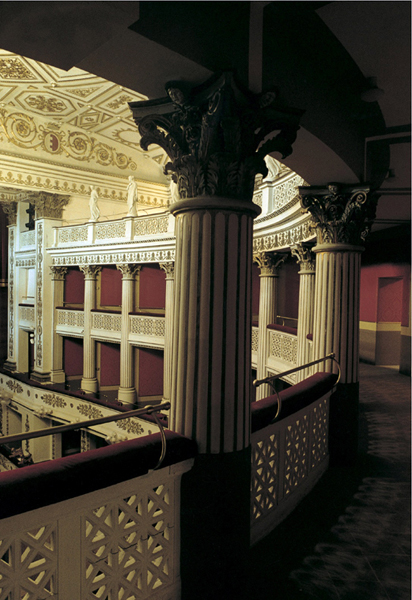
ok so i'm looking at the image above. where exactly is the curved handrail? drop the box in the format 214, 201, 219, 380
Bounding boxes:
147, 407, 168, 470
253, 353, 341, 388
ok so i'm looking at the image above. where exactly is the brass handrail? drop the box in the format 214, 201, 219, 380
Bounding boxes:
276, 315, 298, 325
253, 353, 341, 388
0, 401, 171, 470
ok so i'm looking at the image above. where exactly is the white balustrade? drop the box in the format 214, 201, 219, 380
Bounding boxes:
56, 308, 84, 337
129, 314, 165, 348
0, 459, 193, 599
250, 391, 330, 545
267, 328, 298, 383
251, 326, 259, 368
19, 305, 35, 328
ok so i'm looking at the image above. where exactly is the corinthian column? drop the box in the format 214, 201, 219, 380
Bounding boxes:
300, 183, 377, 464
117, 264, 140, 406
80, 265, 101, 393
131, 71, 302, 598
50, 266, 68, 383
291, 243, 316, 381
253, 251, 285, 399
159, 262, 175, 402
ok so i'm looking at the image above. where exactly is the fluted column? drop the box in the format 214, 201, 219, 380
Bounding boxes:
159, 262, 175, 402
131, 71, 302, 599
253, 252, 285, 399
80, 265, 101, 393
300, 183, 377, 463
291, 244, 316, 381
50, 266, 68, 383
117, 264, 140, 405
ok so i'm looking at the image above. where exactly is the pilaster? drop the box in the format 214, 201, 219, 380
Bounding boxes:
253, 251, 285, 399
50, 266, 68, 383
291, 243, 316, 381
116, 264, 140, 406
2, 203, 17, 372
159, 262, 175, 402
300, 183, 377, 463
80, 265, 101, 393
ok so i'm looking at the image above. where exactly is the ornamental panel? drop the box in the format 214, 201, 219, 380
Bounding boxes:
269, 330, 297, 365
0, 524, 57, 599
310, 399, 329, 470
251, 433, 279, 523
92, 312, 122, 332
20, 230, 36, 248
130, 316, 165, 338
58, 225, 88, 244
95, 221, 126, 240
133, 215, 169, 237
284, 416, 309, 497
82, 484, 173, 599
251, 327, 259, 353
57, 309, 84, 328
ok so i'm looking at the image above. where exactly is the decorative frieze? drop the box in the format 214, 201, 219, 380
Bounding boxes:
299, 183, 376, 245
116, 418, 144, 436
6, 380, 23, 394
15, 258, 35, 267
53, 249, 175, 267
253, 217, 313, 252
42, 393, 67, 409
77, 404, 103, 420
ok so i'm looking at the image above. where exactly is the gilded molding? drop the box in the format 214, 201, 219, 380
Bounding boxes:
54, 249, 175, 267
16, 258, 36, 267
291, 243, 316, 272
300, 183, 377, 245
131, 72, 303, 201
253, 252, 286, 276
35, 222, 43, 369
0, 107, 138, 171
253, 217, 313, 252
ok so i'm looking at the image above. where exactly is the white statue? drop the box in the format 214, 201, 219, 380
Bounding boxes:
127, 175, 138, 216
263, 155, 280, 182
89, 185, 100, 222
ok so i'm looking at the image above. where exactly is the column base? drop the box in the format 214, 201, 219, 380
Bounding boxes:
117, 387, 136, 406
81, 377, 98, 394
180, 448, 251, 600
329, 382, 359, 466
51, 370, 66, 384
3, 361, 17, 373
30, 371, 52, 384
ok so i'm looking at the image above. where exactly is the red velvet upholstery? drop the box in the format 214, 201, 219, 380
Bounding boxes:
251, 372, 338, 433
307, 333, 313, 340
0, 431, 197, 520
267, 323, 297, 336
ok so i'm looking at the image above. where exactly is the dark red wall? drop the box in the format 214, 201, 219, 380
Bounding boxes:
100, 266, 122, 307
252, 262, 260, 321
64, 337, 83, 376
360, 263, 410, 325
0, 210, 7, 284
139, 265, 166, 309
139, 348, 164, 396
99, 342, 121, 386
64, 268, 84, 305
277, 257, 299, 320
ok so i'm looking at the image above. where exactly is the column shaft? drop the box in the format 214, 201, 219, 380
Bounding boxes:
117, 265, 139, 405
80, 266, 100, 393
256, 275, 278, 399
50, 267, 67, 383
160, 263, 175, 401
170, 198, 257, 454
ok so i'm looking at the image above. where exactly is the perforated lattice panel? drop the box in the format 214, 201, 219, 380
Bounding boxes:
284, 416, 309, 497
310, 399, 329, 470
251, 433, 279, 523
82, 484, 173, 599
0, 524, 57, 600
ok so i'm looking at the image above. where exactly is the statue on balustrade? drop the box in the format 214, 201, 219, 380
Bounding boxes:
127, 175, 138, 216
89, 186, 100, 222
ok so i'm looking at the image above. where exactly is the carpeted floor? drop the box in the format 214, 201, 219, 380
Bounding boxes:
246, 363, 411, 600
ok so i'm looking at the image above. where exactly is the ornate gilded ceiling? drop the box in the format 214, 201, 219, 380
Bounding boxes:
0, 49, 167, 167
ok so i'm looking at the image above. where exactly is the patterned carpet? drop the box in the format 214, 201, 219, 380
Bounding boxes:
246, 364, 411, 600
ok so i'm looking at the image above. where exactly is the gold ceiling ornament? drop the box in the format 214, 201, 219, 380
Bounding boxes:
107, 94, 133, 110
69, 87, 98, 98
26, 94, 67, 113
0, 107, 137, 171
0, 57, 36, 80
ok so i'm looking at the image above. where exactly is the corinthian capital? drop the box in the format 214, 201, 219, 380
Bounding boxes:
159, 262, 175, 279
116, 264, 141, 278
0, 201, 17, 225
291, 244, 315, 272
299, 184, 377, 245
28, 191, 70, 219
49, 266, 68, 280
253, 252, 286, 276
80, 265, 101, 279
130, 72, 303, 202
